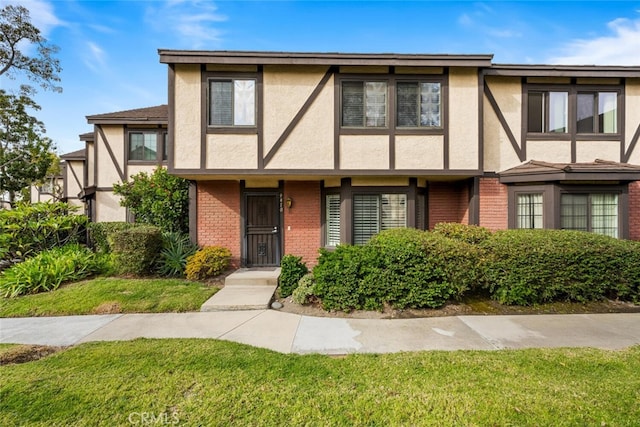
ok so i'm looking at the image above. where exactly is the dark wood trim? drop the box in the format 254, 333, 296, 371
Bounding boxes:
257, 65, 264, 169
624, 123, 640, 163
240, 180, 246, 265
169, 168, 483, 176
168, 64, 176, 174
124, 127, 168, 169
340, 178, 352, 245
507, 184, 554, 229
388, 76, 396, 170
468, 177, 480, 225
407, 177, 417, 227
333, 72, 340, 169
477, 70, 485, 174
264, 66, 335, 166
189, 181, 197, 244
620, 78, 626, 162
200, 64, 207, 170
500, 171, 639, 184
443, 68, 450, 169
484, 83, 524, 161
95, 125, 126, 182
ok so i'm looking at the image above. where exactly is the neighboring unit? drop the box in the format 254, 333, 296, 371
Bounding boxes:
158, 50, 640, 268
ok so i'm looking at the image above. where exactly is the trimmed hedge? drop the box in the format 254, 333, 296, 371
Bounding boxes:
313, 228, 483, 311
87, 222, 137, 253
185, 246, 232, 281
278, 255, 309, 297
481, 229, 640, 305
110, 226, 163, 276
432, 222, 492, 244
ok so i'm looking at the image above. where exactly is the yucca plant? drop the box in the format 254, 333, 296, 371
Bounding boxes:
157, 232, 199, 277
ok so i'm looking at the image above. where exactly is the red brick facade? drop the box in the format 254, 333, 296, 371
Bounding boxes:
478, 177, 508, 231
629, 181, 640, 241
196, 181, 241, 268
428, 181, 469, 229
283, 181, 322, 266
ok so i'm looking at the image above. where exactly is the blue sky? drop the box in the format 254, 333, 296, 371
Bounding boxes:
4, 0, 640, 155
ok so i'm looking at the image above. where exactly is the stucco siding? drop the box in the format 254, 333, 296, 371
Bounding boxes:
448, 67, 479, 170
264, 69, 334, 169
174, 64, 201, 169
206, 134, 258, 169
395, 135, 444, 170
95, 191, 126, 222
97, 125, 124, 188
625, 78, 640, 164
576, 141, 620, 163
526, 140, 572, 163
340, 135, 389, 170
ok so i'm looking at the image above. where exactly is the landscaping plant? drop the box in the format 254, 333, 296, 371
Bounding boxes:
278, 254, 309, 297
157, 232, 199, 277
110, 226, 163, 276
0, 244, 107, 298
185, 246, 232, 281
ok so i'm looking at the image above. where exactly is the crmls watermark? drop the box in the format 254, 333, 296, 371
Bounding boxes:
127, 411, 179, 425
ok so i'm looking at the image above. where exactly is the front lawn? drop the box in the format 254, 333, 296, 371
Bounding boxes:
0, 278, 218, 317
0, 340, 638, 426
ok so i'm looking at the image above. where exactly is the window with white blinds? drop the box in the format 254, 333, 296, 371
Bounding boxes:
209, 79, 256, 127
353, 194, 406, 245
325, 194, 341, 247
341, 81, 387, 128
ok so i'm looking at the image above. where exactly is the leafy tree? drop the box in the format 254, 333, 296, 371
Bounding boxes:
0, 87, 55, 204
114, 167, 190, 234
0, 4, 61, 92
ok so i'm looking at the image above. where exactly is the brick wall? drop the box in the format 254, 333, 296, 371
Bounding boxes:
197, 181, 241, 268
428, 181, 469, 229
629, 181, 640, 241
283, 181, 322, 266
478, 177, 508, 231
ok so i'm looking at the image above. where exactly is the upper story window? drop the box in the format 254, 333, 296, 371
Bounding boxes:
342, 81, 387, 128
209, 79, 256, 127
396, 82, 441, 128
528, 91, 568, 133
577, 92, 617, 134
129, 130, 167, 163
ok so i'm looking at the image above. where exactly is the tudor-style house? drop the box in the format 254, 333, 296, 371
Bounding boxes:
158, 50, 640, 268
81, 105, 169, 222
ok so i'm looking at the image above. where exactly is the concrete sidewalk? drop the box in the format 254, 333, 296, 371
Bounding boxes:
2, 311, 639, 354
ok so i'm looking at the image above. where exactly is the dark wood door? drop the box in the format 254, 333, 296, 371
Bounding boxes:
245, 194, 281, 267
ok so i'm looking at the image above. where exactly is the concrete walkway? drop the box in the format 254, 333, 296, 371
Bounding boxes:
200, 268, 280, 311
2, 311, 639, 354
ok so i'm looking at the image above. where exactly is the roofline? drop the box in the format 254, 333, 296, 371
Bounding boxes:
487, 64, 640, 78
86, 117, 168, 125
158, 50, 494, 67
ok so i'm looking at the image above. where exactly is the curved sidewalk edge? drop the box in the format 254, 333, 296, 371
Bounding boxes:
1, 312, 639, 354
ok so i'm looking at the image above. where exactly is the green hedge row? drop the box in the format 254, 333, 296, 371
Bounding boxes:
299, 225, 640, 311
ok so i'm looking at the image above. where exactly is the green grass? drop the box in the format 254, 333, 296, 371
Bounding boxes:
1, 340, 638, 426
0, 278, 218, 317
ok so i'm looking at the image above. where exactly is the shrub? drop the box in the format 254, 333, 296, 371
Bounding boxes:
110, 226, 163, 276
185, 246, 232, 281
432, 222, 492, 244
157, 232, 199, 277
313, 229, 484, 311
113, 167, 190, 234
87, 222, 136, 253
278, 254, 309, 297
0, 202, 87, 262
0, 245, 107, 298
292, 273, 316, 305
481, 229, 640, 305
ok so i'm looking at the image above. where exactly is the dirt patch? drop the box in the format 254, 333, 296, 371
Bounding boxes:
0, 345, 64, 365
92, 302, 122, 314
275, 295, 640, 319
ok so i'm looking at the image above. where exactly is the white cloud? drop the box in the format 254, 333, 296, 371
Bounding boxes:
83, 41, 107, 72
548, 17, 640, 65
145, 0, 227, 49
457, 4, 522, 39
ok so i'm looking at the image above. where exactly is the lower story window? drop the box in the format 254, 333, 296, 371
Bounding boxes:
353, 194, 406, 245
516, 193, 543, 229
560, 193, 618, 238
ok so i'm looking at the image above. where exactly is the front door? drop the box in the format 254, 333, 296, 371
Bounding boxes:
244, 193, 281, 267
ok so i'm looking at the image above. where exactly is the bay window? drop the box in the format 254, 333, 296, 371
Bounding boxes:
561, 193, 618, 238
516, 193, 543, 229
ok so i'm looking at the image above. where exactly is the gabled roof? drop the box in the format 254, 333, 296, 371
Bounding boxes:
158, 50, 494, 67
60, 149, 86, 160
86, 105, 168, 125
499, 159, 640, 183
